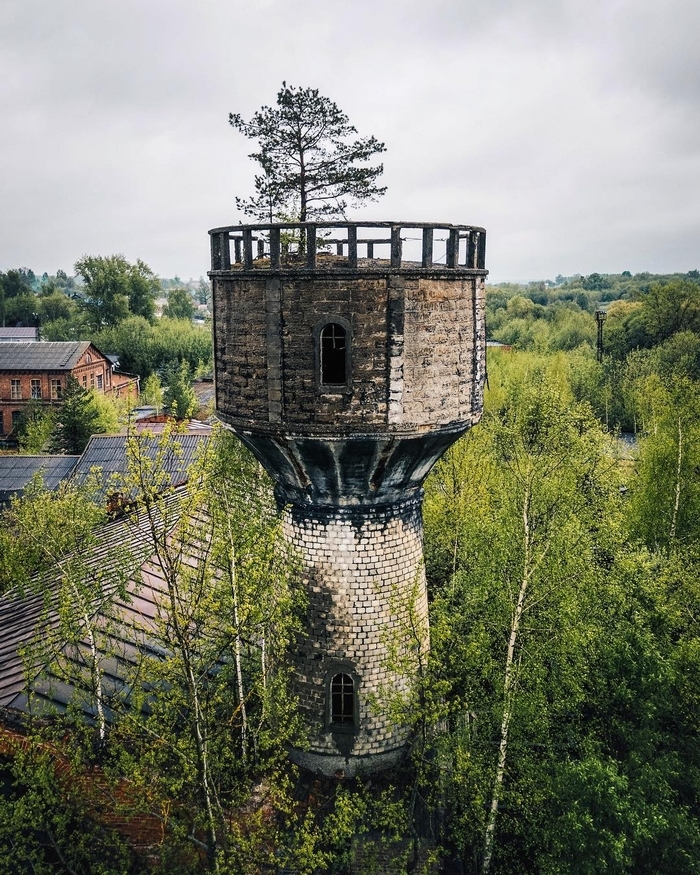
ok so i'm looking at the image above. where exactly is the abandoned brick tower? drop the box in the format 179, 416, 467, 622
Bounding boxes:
209, 221, 487, 775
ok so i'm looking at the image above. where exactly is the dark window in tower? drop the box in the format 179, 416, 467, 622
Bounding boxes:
330, 673, 355, 725
320, 323, 347, 385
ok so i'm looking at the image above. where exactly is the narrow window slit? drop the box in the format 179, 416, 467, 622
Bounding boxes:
320, 323, 347, 385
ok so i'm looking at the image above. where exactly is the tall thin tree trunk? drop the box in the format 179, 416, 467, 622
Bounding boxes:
56, 557, 107, 744
221, 494, 248, 760
482, 485, 531, 875
669, 416, 683, 544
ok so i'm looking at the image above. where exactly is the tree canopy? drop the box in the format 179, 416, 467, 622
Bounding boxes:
229, 82, 386, 223
74, 254, 159, 331
48, 377, 118, 454
163, 286, 195, 320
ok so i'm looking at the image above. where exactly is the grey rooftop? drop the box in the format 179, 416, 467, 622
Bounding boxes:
0, 486, 190, 718
0, 341, 94, 371
0, 455, 80, 506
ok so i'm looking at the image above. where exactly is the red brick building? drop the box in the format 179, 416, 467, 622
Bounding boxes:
0, 341, 116, 437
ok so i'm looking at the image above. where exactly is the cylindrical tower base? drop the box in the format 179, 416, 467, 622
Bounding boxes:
284, 496, 428, 777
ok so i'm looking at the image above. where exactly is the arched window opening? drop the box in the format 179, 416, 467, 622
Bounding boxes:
330, 673, 355, 725
320, 323, 347, 385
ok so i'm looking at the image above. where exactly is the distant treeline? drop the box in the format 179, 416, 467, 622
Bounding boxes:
0, 260, 212, 380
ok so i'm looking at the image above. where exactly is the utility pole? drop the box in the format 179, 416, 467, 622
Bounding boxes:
595, 309, 607, 362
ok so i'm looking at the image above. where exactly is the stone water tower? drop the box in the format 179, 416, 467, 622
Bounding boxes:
209, 221, 487, 776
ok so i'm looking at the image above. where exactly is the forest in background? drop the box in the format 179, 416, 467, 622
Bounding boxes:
0, 271, 699, 872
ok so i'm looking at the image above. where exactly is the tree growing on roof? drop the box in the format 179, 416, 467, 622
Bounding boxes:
229, 82, 387, 224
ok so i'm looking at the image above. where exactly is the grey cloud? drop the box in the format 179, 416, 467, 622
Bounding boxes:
1, 0, 699, 281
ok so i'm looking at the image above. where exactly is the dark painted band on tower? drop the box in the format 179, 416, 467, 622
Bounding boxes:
223, 424, 470, 507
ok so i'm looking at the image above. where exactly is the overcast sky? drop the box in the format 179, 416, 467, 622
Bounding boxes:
1, 0, 698, 283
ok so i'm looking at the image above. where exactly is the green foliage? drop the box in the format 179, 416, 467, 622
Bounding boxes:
639, 279, 700, 345
0, 740, 133, 874
74, 254, 159, 331
101, 427, 309, 869
49, 377, 118, 454
229, 82, 386, 222
419, 351, 700, 872
627, 378, 700, 549
95, 315, 212, 379
141, 372, 164, 411
163, 287, 196, 320
0, 475, 106, 593
15, 400, 56, 453
162, 359, 197, 419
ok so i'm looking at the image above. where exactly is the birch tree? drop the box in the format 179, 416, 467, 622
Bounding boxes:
627, 376, 700, 550
425, 367, 619, 873
111, 425, 304, 870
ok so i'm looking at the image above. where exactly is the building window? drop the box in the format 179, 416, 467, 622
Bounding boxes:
82, 376, 88, 388
96, 373, 103, 390
330, 673, 355, 726
85, 353, 92, 364
321, 323, 347, 385
50, 379, 62, 400
11, 411, 21, 427
90, 371, 95, 389
10, 379, 21, 400
315, 318, 352, 392
30, 379, 41, 399
0, 411, 4, 434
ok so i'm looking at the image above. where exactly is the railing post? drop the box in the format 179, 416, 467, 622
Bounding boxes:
390, 227, 402, 268
348, 226, 357, 269
234, 237, 242, 264
421, 227, 433, 268
210, 232, 230, 271
243, 229, 254, 269
477, 231, 486, 270
257, 239, 265, 258
446, 229, 459, 268
336, 242, 344, 256
269, 227, 281, 270
467, 231, 476, 268
367, 241, 374, 259
306, 225, 317, 269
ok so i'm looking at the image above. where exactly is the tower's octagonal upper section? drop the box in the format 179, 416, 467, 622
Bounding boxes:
209, 221, 487, 439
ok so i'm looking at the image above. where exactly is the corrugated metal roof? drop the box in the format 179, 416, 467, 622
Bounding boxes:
0, 341, 94, 371
0, 327, 39, 341
0, 455, 79, 505
72, 433, 208, 496
0, 486, 198, 717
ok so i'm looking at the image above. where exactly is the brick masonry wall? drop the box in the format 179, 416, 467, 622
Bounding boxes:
213, 271, 485, 435
0, 366, 112, 436
400, 276, 486, 424
284, 496, 429, 766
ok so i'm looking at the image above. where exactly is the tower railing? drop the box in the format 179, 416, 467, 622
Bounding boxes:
209, 220, 487, 273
